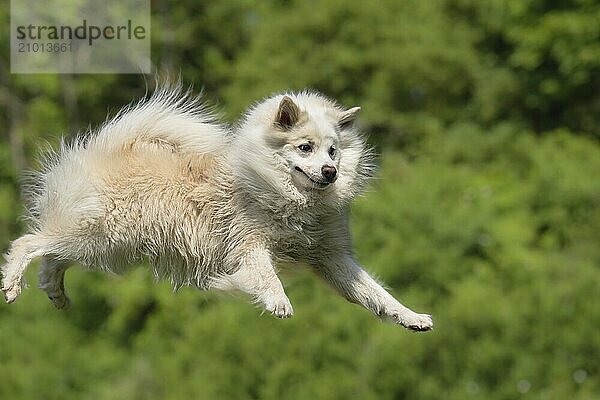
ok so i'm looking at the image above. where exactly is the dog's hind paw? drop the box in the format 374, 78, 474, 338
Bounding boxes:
48, 294, 71, 310
2, 283, 22, 304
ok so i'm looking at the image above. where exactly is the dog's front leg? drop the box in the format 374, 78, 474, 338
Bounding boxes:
315, 254, 433, 331
212, 246, 293, 318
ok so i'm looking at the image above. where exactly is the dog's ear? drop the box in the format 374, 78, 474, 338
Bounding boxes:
338, 106, 361, 130
275, 96, 301, 130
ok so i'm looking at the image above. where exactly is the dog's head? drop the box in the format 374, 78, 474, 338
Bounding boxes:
271, 95, 362, 191
234, 91, 375, 208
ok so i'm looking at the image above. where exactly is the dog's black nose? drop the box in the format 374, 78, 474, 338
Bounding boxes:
321, 165, 337, 182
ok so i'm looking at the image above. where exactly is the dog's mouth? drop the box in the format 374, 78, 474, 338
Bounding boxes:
294, 166, 330, 188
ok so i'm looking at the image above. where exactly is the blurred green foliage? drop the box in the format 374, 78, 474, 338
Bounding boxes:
0, 0, 598, 399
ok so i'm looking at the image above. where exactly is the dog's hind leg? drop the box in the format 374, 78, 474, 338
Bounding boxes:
38, 256, 71, 310
1, 233, 50, 303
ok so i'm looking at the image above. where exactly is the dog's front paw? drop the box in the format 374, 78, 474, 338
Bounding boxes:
262, 294, 294, 319
393, 311, 433, 332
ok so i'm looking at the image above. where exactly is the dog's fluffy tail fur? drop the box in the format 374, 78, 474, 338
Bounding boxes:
23, 83, 229, 231
94, 83, 229, 155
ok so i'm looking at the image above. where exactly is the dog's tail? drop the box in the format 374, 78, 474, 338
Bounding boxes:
89, 82, 230, 155
22, 82, 229, 233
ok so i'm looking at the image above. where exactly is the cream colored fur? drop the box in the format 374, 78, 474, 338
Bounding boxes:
1, 84, 433, 331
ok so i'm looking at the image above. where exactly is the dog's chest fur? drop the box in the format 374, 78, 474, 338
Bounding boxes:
265, 207, 336, 264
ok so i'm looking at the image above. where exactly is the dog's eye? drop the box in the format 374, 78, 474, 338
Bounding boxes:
298, 143, 313, 152
328, 145, 336, 158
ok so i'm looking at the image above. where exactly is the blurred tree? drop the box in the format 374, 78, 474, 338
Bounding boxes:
447, 0, 600, 137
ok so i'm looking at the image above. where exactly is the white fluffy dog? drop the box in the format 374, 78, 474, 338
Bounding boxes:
1, 85, 433, 332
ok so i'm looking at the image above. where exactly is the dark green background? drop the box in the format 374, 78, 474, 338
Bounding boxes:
0, 1, 598, 399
